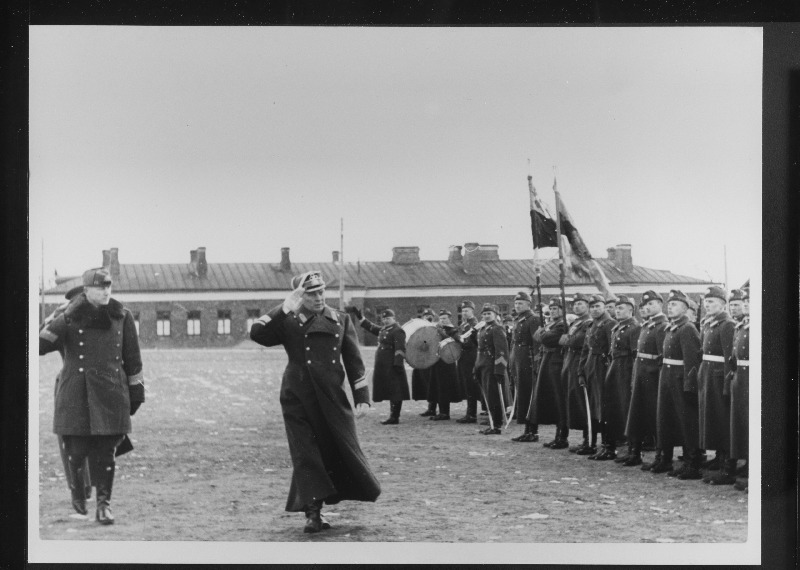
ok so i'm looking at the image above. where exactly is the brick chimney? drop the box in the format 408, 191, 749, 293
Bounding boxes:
102, 249, 110, 268
607, 244, 632, 273
196, 247, 208, 277
101, 247, 121, 276
280, 247, 291, 271
477, 244, 499, 261
448, 245, 463, 262
392, 246, 420, 265
463, 242, 482, 274
332, 251, 340, 263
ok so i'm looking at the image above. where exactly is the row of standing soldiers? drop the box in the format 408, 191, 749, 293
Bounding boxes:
351, 284, 750, 491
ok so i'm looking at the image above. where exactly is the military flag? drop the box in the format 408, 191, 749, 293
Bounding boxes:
529, 179, 558, 249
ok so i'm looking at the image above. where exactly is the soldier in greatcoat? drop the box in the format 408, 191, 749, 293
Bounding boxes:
250, 270, 380, 533
474, 303, 509, 435
561, 293, 594, 453
426, 310, 463, 421
353, 307, 409, 425
727, 289, 750, 491
624, 290, 668, 468
454, 300, 483, 424
695, 286, 737, 484
509, 292, 542, 442
603, 295, 641, 462
649, 290, 703, 479
578, 294, 617, 458
39, 268, 145, 525
528, 297, 568, 448
414, 308, 438, 416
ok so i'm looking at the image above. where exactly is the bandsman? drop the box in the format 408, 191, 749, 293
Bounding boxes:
697, 286, 737, 484
353, 307, 410, 425
454, 301, 483, 424
474, 304, 509, 435
508, 292, 542, 442
624, 291, 668, 468
604, 295, 641, 462
650, 289, 703, 479
561, 293, 594, 453
727, 288, 750, 491
578, 294, 617, 458
528, 297, 568, 448
426, 310, 463, 421
414, 308, 438, 416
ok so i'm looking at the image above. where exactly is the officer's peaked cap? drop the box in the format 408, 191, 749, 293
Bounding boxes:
291, 270, 325, 292
514, 291, 532, 302
480, 303, 499, 315
82, 267, 112, 287
572, 293, 591, 304
667, 289, 690, 307
615, 295, 635, 308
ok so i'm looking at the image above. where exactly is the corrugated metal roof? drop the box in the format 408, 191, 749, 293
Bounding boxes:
45, 257, 711, 295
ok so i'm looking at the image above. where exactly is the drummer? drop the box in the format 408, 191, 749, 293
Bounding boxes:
414, 308, 438, 416
426, 309, 463, 421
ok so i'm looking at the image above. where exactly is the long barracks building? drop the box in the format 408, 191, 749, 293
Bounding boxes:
42, 244, 716, 348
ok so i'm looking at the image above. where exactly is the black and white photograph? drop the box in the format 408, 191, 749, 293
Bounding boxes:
27, 23, 766, 565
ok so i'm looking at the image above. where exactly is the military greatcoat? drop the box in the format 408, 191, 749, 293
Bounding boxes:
625, 313, 668, 443
578, 312, 617, 422
474, 321, 510, 427
656, 315, 702, 449
563, 314, 593, 430
697, 311, 736, 451
360, 319, 409, 402
527, 318, 567, 426
39, 294, 144, 436
728, 316, 750, 459
428, 325, 463, 405
250, 304, 381, 512
509, 310, 541, 424
455, 316, 481, 400
603, 317, 641, 442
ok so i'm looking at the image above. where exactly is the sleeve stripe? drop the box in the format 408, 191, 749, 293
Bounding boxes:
39, 329, 58, 343
256, 315, 272, 325
353, 377, 368, 390
395, 350, 406, 357
494, 356, 507, 366
127, 372, 144, 386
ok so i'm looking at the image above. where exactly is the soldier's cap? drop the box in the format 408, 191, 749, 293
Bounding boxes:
290, 270, 325, 292
460, 300, 475, 310
82, 267, 112, 287
640, 290, 664, 306
548, 297, 563, 308
514, 291, 532, 302
667, 289, 690, 307
65, 284, 84, 300
572, 293, 591, 304
439, 309, 452, 317
704, 285, 727, 302
421, 308, 436, 317
480, 303, 499, 315
588, 294, 606, 306
605, 297, 618, 305
728, 289, 746, 302
687, 298, 699, 311
615, 295, 636, 308
380, 309, 395, 318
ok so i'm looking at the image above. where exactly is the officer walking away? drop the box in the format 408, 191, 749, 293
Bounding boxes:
650, 290, 703, 479
351, 307, 409, 425
414, 308, 438, 417
562, 293, 594, 453
250, 271, 380, 533
624, 291, 668, 469
509, 292, 542, 442
727, 288, 750, 491
474, 304, 509, 435
38, 268, 145, 525
454, 301, 483, 424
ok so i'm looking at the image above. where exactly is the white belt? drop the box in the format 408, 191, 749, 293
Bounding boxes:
637, 353, 659, 360
737, 359, 750, 366
702, 354, 725, 363
663, 358, 684, 366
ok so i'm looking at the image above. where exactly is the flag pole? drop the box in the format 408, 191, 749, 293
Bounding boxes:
527, 161, 543, 319
553, 168, 567, 321
339, 218, 345, 311
41, 239, 46, 324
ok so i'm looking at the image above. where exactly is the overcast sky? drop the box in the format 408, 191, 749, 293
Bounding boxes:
29, 26, 761, 289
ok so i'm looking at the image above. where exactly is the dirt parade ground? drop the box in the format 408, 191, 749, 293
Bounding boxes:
35, 347, 751, 555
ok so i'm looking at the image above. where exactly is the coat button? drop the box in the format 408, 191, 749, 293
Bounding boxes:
307, 360, 311, 364
79, 355, 84, 359
79, 342, 84, 346
115, 356, 120, 360
78, 367, 84, 372
116, 368, 119, 372
335, 334, 339, 338
331, 360, 336, 364
79, 329, 84, 334
116, 344, 120, 347
306, 347, 310, 350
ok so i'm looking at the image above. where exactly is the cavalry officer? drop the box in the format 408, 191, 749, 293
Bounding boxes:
427, 310, 463, 421
354, 307, 409, 425
696, 286, 737, 484
578, 294, 617, 458
604, 295, 641, 463
250, 270, 380, 533
528, 297, 568, 449
474, 304, 509, 435
650, 290, 703, 479
561, 293, 594, 453
727, 289, 750, 490
509, 292, 542, 442
624, 291, 668, 469
39, 268, 145, 525
414, 308, 438, 416
454, 301, 482, 424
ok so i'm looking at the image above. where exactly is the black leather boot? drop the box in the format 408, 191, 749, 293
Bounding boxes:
649, 450, 674, 474
550, 426, 569, 449
511, 423, 536, 442
615, 443, 633, 463
304, 500, 325, 533
677, 449, 703, 480
641, 449, 663, 471
623, 444, 643, 466
457, 399, 478, 423
67, 458, 88, 516
708, 458, 737, 485
94, 460, 115, 525
420, 402, 437, 417
382, 402, 401, 425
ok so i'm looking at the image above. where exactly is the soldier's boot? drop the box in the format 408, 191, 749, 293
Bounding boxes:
457, 399, 478, 423
677, 449, 703, 480
733, 477, 748, 492
550, 426, 569, 449
381, 401, 401, 425
587, 444, 606, 460
511, 422, 535, 442
420, 402, 437, 417
304, 500, 325, 533
94, 459, 115, 525
615, 442, 634, 463
649, 450, 674, 474
700, 451, 720, 471
641, 449, 663, 471
431, 403, 450, 421
708, 458, 738, 485
595, 443, 616, 461
736, 460, 748, 478
67, 457, 88, 516
570, 429, 590, 453
623, 444, 643, 466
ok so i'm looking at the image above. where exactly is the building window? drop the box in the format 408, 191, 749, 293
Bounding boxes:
187, 310, 201, 336
217, 310, 231, 335
133, 312, 140, 336
156, 311, 171, 336
245, 309, 261, 331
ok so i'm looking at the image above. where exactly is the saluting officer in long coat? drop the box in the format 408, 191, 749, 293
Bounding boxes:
650, 290, 703, 479
509, 292, 542, 442
426, 310, 463, 421
578, 294, 617, 457
624, 290, 668, 468
250, 270, 380, 533
454, 300, 482, 423
727, 289, 750, 490
603, 295, 641, 462
39, 268, 145, 525
474, 303, 509, 435
355, 308, 409, 425
414, 308, 438, 416
561, 293, 594, 453
528, 297, 568, 448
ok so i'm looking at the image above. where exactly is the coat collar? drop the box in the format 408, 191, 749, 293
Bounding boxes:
297, 304, 339, 324
702, 310, 731, 329
612, 317, 634, 333
515, 309, 533, 322
64, 293, 125, 321
646, 313, 667, 328
667, 314, 689, 332
568, 313, 591, 332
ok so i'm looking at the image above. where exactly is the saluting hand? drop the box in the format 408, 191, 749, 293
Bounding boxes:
282, 286, 304, 314
354, 402, 370, 419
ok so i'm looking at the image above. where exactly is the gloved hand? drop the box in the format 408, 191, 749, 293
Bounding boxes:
354, 402, 370, 419
130, 401, 142, 415
282, 286, 304, 314
129, 382, 145, 415
350, 306, 363, 321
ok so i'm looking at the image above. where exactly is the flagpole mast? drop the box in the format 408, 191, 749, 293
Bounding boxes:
723, 244, 728, 291
339, 218, 345, 311
553, 168, 567, 321
527, 162, 544, 319
41, 239, 46, 324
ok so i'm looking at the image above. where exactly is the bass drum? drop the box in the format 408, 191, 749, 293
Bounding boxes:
437, 337, 462, 364
401, 318, 441, 370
